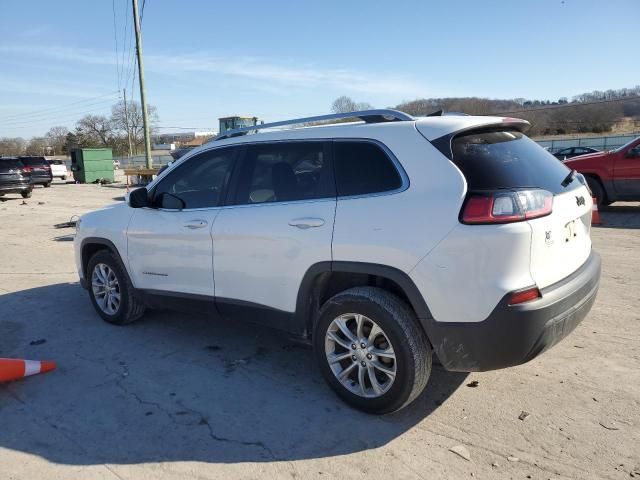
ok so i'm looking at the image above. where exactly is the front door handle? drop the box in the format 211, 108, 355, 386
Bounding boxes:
288, 217, 325, 229
183, 219, 208, 229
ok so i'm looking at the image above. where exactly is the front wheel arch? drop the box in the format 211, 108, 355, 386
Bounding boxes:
80, 238, 127, 285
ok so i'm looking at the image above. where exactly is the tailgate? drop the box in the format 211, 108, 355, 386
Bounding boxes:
527, 185, 592, 288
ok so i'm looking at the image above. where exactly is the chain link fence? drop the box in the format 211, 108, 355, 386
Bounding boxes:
113, 154, 174, 168
535, 133, 639, 153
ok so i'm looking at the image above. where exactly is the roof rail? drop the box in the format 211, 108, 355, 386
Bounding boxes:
212, 109, 414, 141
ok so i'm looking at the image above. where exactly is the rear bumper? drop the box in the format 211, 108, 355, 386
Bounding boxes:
30, 174, 53, 184
0, 181, 31, 193
428, 250, 601, 372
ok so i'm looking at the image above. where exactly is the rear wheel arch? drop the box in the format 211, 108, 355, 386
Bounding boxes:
295, 261, 433, 339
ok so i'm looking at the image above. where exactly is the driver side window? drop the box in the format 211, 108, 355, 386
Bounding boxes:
152, 147, 236, 209
628, 145, 640, 158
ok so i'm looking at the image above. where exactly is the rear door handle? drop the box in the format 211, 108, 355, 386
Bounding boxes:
288, 217, 325, 229
183, 219, 208, 229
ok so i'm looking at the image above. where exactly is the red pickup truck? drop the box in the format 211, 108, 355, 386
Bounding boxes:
564, 136, 640, 206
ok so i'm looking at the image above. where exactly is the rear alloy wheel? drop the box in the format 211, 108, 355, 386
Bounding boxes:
325, 313, 397, 398
314, 287, 431, 414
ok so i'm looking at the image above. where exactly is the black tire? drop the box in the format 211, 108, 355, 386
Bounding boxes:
21, 190, 32, 198
585, 177, 608, 207
314, 287, 432, 414
44, 182, 51, 188
61, 176, 66, 181
87, 250, 146, 325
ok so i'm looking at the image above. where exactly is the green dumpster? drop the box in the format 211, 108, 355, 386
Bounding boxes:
70, 148, 114, 183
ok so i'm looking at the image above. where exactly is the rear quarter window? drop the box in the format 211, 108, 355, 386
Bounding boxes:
451, 130, 574, 194
334, 141, 402, 197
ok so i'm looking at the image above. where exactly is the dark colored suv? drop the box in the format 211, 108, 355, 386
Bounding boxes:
19, 156, 53, 187
0, 158, 33, 198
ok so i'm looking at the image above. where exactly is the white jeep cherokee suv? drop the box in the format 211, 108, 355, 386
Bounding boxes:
74, 110, 601, 413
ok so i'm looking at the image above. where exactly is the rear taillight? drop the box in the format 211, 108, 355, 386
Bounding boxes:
21, 166, 33, 174
508, 286, 541, 305
461, 189, 553, 224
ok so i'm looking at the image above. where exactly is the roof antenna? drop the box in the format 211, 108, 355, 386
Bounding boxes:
427, 110, 444, 117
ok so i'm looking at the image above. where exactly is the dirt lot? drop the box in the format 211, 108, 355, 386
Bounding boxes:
1, 181, 639, 480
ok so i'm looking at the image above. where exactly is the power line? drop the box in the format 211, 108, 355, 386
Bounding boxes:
112, 0, 121, 89
0, 92, 119, 122
125, 32, 137, 100
0, 105, 116, 132
121, 0, 137, 106
132, 0, 153, 168
140, 0, 147, 25
0, 101, 117, 127
120, 0, 132, 90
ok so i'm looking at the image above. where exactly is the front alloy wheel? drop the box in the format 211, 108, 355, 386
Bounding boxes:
325, 313, 397, 398
86, 250, 145, 325
91, 263, 121, 315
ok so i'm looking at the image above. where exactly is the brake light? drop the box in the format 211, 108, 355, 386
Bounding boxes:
21, 166, 33, 173
509, 286, 541, 305
461, 189, 553, 224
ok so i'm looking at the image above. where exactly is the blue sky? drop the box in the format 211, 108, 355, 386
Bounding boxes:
1, 0, 638, 137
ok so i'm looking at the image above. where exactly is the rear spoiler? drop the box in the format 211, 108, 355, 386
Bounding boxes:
429, 118, 530, 160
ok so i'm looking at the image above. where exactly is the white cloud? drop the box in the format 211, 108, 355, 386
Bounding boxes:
0, 44, 428, 98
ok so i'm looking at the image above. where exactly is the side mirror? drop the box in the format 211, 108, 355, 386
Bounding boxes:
128, 187, 150, 208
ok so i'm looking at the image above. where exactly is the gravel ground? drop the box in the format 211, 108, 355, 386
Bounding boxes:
1, 181, 639, 480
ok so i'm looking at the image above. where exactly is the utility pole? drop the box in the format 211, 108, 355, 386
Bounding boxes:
131, 0, 152, 169
123, 88, 133, 158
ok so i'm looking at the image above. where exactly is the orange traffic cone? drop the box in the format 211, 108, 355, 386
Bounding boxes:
591, 197, 603, 226
0, 358, 56, 383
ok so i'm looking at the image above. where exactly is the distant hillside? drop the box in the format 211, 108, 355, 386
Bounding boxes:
395, 86, 640, 136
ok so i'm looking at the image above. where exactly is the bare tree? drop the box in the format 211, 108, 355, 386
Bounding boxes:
45, 126, 69, 155
25, 137, 48, 155
111, 100, 159, 155
0, 137, 26, 156
331, 96, 374, 114
76, 114, 114, 147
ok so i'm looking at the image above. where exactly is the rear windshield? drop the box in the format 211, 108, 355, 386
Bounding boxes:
19, 157, 47, 166
0, 159, 23, 169
451, 130, 574, 194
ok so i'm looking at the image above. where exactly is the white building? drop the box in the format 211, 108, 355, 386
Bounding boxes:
194, 131, 217, 138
